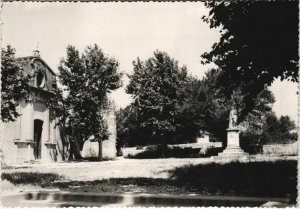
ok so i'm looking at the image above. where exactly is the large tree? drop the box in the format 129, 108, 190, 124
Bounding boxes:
1, 45, 31, 122
126, 51, 188, 157
262, 115, 297, 144
241, 113, 297, 152
56, 44, 122, 160
179, 69, 276, 146
201, 1, 299, 117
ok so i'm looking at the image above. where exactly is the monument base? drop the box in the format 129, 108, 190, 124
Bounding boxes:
218, 146, 249, 157
215, 128, 249, 160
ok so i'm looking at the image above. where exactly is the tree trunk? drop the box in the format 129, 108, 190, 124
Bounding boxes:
160, 136, 167, 158
98, 139, 103, 161
68, 137, 83, 160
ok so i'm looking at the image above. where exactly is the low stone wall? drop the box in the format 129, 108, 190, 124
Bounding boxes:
262, 142, 298, 156
170, 142, 223, 149
81, 140, 117, 159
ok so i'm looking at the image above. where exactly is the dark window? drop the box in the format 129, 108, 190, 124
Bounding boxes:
36, 71, 45, 88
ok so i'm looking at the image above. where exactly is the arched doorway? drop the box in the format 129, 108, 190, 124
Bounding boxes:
34, 119, 43, 159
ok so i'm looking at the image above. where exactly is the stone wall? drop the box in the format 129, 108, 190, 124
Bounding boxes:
262, 142, 298, 156
81, 97, 117, 159
102, 108, 117, 159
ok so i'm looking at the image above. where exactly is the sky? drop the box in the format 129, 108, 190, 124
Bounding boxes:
2, 2, 298, 123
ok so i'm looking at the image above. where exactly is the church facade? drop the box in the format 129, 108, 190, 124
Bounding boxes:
1, 50, 116, 166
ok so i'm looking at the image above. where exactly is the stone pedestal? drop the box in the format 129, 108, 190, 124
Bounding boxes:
14, 139, 35, 164
218, 128, 249, 159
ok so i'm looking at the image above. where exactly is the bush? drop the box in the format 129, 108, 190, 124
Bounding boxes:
127, 145, 223, 159
136, 145, 144, 150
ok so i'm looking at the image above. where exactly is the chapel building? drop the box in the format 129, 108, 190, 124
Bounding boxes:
1, 49, 116, 166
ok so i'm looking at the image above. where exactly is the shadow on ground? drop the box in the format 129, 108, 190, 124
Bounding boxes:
169, 160, 297, 202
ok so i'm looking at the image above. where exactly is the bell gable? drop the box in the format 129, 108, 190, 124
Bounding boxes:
16, 56, 57, 93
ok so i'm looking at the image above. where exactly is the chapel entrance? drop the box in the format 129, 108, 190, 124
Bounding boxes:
34, 119, 43, 159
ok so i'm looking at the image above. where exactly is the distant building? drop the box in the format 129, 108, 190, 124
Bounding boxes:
1, 49, 116, 165
81, 96, 117, 159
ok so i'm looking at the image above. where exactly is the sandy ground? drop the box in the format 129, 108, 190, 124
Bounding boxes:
2, 156, 297, 182
3, 157, 215, 181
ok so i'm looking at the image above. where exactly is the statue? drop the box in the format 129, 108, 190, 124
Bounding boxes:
229, 107, 238, 128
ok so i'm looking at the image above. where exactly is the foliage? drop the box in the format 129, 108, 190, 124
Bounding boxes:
239, 89, 275, 147
1, 45, 31, 122
53, 44, 122, 159
177, 69, 230, 142
262, 115, 297, 144
116, 105, 152, 147
127, 145, 223, 159
126, 51, 188, 155
121, 67, 279, 148
178, 68, 276, 145
241, 107, 297, 149
116, 103, 193, 147
201, 1, 299, 117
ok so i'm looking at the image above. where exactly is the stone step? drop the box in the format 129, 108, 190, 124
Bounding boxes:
218, 146, 249, 157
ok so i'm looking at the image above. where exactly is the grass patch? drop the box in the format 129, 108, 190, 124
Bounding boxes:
127, 145, 223, 159
1, 172, 63, 187
169, 160, 297, 201
52, 178, 186, 194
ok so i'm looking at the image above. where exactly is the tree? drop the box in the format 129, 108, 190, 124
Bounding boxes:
126, 51, 188, 157
1, 45, 31, 122
179, 69, 276, 146
201, 1, 299, 117
116, 105, 150, 147
56, 44, 122, 160
116, 105, 139, 147
263, 115, 297, 145
239, 90, 276, 150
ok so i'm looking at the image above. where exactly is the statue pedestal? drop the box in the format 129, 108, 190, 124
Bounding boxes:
217, 128, 249, 159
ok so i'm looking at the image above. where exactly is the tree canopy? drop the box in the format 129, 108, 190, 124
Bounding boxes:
119, 67, 281, 148
1, 45, 31, 122
201, 1, 299, 116
116, 105, 150, 147
173, 68, 277, 145
126, 51, 188, 155
53, 44, 122, 160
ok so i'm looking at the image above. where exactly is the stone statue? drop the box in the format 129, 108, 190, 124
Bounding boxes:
229, 107, 238, 128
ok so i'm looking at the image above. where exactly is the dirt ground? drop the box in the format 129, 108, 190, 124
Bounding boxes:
2, 157, 214, 181
2, 156, 297, 202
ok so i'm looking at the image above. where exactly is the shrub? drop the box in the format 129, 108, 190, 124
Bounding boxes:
136, 145, 144, 150
127, 145, 223, 159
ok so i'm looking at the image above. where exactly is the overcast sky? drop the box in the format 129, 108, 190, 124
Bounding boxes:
2, 2, 298, 123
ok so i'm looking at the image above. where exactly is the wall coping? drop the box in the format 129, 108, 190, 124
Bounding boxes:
14, 139, 35, 145
44, 141, 57, 146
